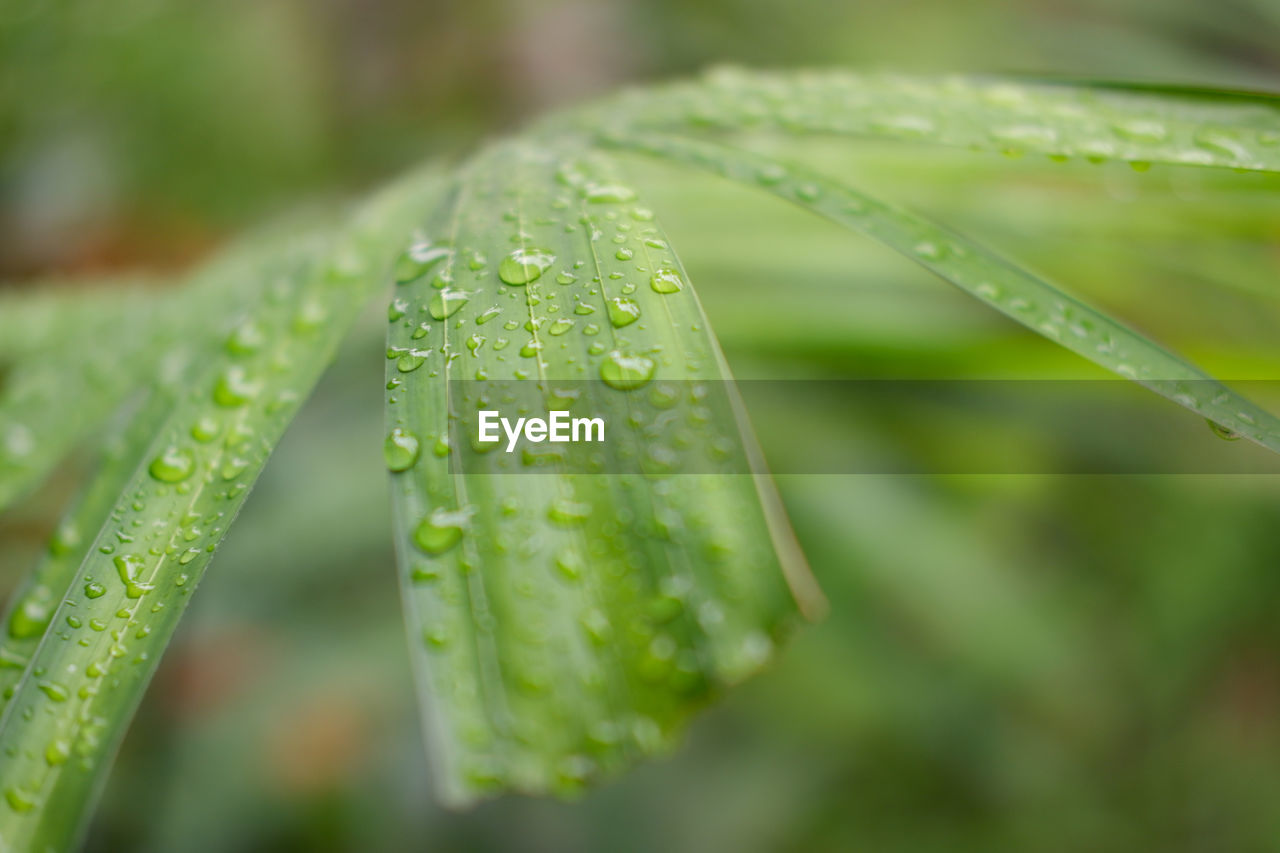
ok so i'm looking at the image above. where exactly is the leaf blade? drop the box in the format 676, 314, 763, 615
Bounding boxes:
386, 139, 820, 805
567, 69, 1280, 173
610, 132, 1280, 454
0, 169, 444, 851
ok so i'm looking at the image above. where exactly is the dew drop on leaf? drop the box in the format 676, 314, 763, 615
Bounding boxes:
148, 446, 195, 483
600, 351, 655, 390
607, 297, 641, 327
5, 787, 38, 812
394, 242, 452, 284
413, 510, 467, 554
1207, 420, 1242, 441
225, 321, 265, 356
114, 555, 154, 598
213, 366, 260, 408
498, 248, 555, 285
190, 417, 221, 443
384, 428, 421, 471
583, 184, 637, 204
429, 289, 469, 320
650, 268, 684, 294
548, 498, 592, 526
397, 351, 427, 373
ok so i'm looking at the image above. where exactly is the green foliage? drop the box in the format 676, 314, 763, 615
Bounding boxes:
1, 70, 1278, 850
385, 139, 820, 803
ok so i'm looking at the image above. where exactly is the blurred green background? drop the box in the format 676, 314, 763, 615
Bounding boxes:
3, 0, 1280, 850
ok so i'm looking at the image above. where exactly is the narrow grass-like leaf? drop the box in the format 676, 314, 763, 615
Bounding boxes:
0, 223, 343, 514
0, 287, 167, 513
385, 139, 822, 805
0, 389, 176, 702
564, 69, 1280, 173
0, 169, 443, 851
610, 133, 1280, 452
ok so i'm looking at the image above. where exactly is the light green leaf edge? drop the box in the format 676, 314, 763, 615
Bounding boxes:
606, 132, 1280, 453
559, 68, 1280, 174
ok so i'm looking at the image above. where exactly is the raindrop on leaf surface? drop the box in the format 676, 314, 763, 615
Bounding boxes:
499, 249, 555, 285
600, 351, 655, 390
414, 510, 467, 554
384, 428, 421, 471
148, 446, 195, 483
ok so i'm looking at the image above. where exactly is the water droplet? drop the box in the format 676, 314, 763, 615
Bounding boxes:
583, 184, 636, 204
45, 738, 70, 766
384, 428, 421, 471
606, 296, 641, 327
990, 125, 1057, 148
499, 248, 555, 285
548, 318, 575, 336
580, 609, 611, 643
114, 555, 154, 598
148, 446, 195, 483
5, 787, 38, 812
1112, 119, 1168, 143
38, 681, 68, 702
429, 289, 469, 320
213, 366, 260, 408
413, 509, 468, 554
912, 241, 947, 261
555, 549, 584, 580
476, 306, 502, 325
394, 242, 452, 284
7, 588, 52, 639
1194, 128, 1249, 161
397, 352, 427, 373
1207, 420, 1242, 441
600, 351, 655, 390
650, 268, 684, 294
190, 417, 221, 443
548, 498, 591, 526
293, 299, 328, 332
84, 581, 105, 599
757, 164, 787, 185
388, 298, 408, 322
794, 183, 821, 202
615, 247, 634, 261
225, 321, 265, 356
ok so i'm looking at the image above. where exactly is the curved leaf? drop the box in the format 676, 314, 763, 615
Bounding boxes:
608, 132, 1280, 453
562, 69, 1280, 173
0, 169, 444, 851
385, 139, 822, 805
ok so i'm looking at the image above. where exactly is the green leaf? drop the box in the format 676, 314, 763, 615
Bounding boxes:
385, 139, 822, 805
0, 286, 164, 513
609, 132, 1280, 453
0, 168, 443, 851
0, 389, 175, 702
0, 219, 347, 514
565, 69, 1280, 173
